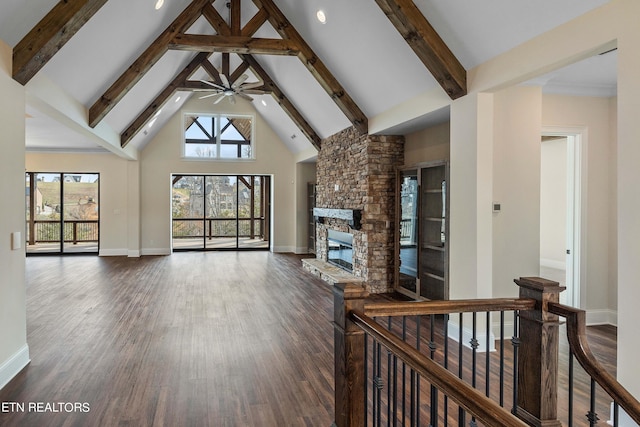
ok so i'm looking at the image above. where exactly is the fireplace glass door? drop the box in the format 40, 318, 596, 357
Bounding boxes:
397, 162, 449, 300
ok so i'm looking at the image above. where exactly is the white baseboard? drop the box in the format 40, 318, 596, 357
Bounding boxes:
0, 344, 30, 391
586, 309, 617, 326
127, 250, 141, 258
141, 248, 171, 256
295, 246, 312, 255
99, 248, 128, 256
447, 320, 496, 353
273, 246, 295, 253
540, 258, 566, 270
608, 402, 634, 426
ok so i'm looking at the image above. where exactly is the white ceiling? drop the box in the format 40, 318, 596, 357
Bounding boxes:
0, 0, 614, 157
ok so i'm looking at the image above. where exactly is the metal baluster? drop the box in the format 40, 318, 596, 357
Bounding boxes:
511, 311, 520, 416
387, 317, 392, 426
485, 311, 491, 398
443, 314, 449, 427
470, 312, 478, 425
416, 315, 421, 426
376, 339, 383, 427
569, 350, 574, 427
365, 333, 369, 427
499, 311, 505, 407
587, 378, 599, 426
613, 401, 619, 427
373, 332, 378, 427
402, 316, 407, 427
458, 313, 465, 425
429, 315, 438, 426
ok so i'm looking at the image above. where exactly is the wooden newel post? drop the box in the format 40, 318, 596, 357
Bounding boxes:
333, 282, 369, 427
514, 277, 565, 427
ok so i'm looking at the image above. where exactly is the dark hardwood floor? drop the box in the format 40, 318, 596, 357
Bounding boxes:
0, 253, 335, 427
0, 253, 619, 426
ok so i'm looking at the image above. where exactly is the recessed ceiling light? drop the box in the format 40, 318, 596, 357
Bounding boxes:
155, 0, 164, 10
148, 117, 158, 128
316, 10, 327, 24
153, 109, 163, 117
175, 96, 181, 103
261, 99, 267, 107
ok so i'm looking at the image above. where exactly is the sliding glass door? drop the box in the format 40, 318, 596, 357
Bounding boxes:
172, 174, 270, 251
26, 172, 100, 255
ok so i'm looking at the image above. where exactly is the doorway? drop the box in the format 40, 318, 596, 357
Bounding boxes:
171, 174, 271, 251
540, 130, 583, 306
25, 172, 100, 255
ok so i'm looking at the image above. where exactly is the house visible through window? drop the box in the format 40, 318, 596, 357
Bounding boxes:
184, 114, 253, 160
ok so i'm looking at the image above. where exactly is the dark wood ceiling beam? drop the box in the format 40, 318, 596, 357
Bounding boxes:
375, 0, 466, 99
231, 0, 241, 35
229, 62, 250, 85
88, 0, 212, 128
222, 52, 230, 76
201, 3, 232, 36
169, 34, 299, 55
240, 54, 321, 149
251, 0, 368, 134
200, 60, 223, 85
178, 80, 268, 93
241, 8, 268, 37
120, 52, 211, 148
13, 0, 109, 85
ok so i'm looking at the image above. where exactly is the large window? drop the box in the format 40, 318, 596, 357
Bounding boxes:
172, 174, 270, 251
183, 114, 254, 160
25, 172, 100, 255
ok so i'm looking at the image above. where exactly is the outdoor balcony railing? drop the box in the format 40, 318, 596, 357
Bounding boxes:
26, 219, 99, 245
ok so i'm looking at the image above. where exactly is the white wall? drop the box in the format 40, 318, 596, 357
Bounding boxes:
542, 95, 614, 314
0, 40, 29, 390
140, 96, 297, 254
540, 138, 568, 268
491, 86, 543, 297
404, 121, 450, 165
25, 152, 135, 256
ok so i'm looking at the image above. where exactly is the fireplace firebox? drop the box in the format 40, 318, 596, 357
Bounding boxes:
327, 230, 353, 272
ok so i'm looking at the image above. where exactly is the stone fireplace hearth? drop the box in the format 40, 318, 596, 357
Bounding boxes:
302, 127, 404, 294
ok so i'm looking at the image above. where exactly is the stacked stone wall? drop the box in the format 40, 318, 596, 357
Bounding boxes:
315, 127, 404, 293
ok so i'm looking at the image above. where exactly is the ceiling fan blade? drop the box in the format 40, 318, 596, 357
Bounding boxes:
199, 91, 222, 99
232, 74, 249, 89
199, 80, 225, 90
213, 94, 226, 104
237, 92, 253, 101
242, 89, 270, 95
220, 74, 230, 88
238, 81, 263, 90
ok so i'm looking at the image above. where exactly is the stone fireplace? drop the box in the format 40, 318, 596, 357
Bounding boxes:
303, 127, 404, 294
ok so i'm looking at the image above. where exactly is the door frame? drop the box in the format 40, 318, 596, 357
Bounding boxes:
541, 125, 587, 308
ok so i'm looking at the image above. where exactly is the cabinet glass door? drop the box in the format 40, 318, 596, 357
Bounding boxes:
419, 165, 447, 300
399, 170, 419, 293
396, 162, 449, 300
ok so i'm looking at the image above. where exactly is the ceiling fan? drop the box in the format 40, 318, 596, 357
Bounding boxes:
199, 73, 264, 104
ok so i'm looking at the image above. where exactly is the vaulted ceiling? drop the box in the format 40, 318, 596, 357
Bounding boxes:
0, 0, 615, 159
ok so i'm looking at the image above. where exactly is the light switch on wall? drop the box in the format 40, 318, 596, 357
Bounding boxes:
11, 231, 21, 250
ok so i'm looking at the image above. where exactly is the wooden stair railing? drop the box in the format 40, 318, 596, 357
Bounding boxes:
334, 277, 639, 426
350, 310, 528, 426
549, 302, 640, 425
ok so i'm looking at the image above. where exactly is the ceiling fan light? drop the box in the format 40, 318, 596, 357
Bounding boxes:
155, 0, 164, 10
316, 10, 327, 24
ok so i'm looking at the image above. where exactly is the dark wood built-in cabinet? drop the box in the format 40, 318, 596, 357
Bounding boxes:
395, 161, 449, 300
307, 183, 316, 253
